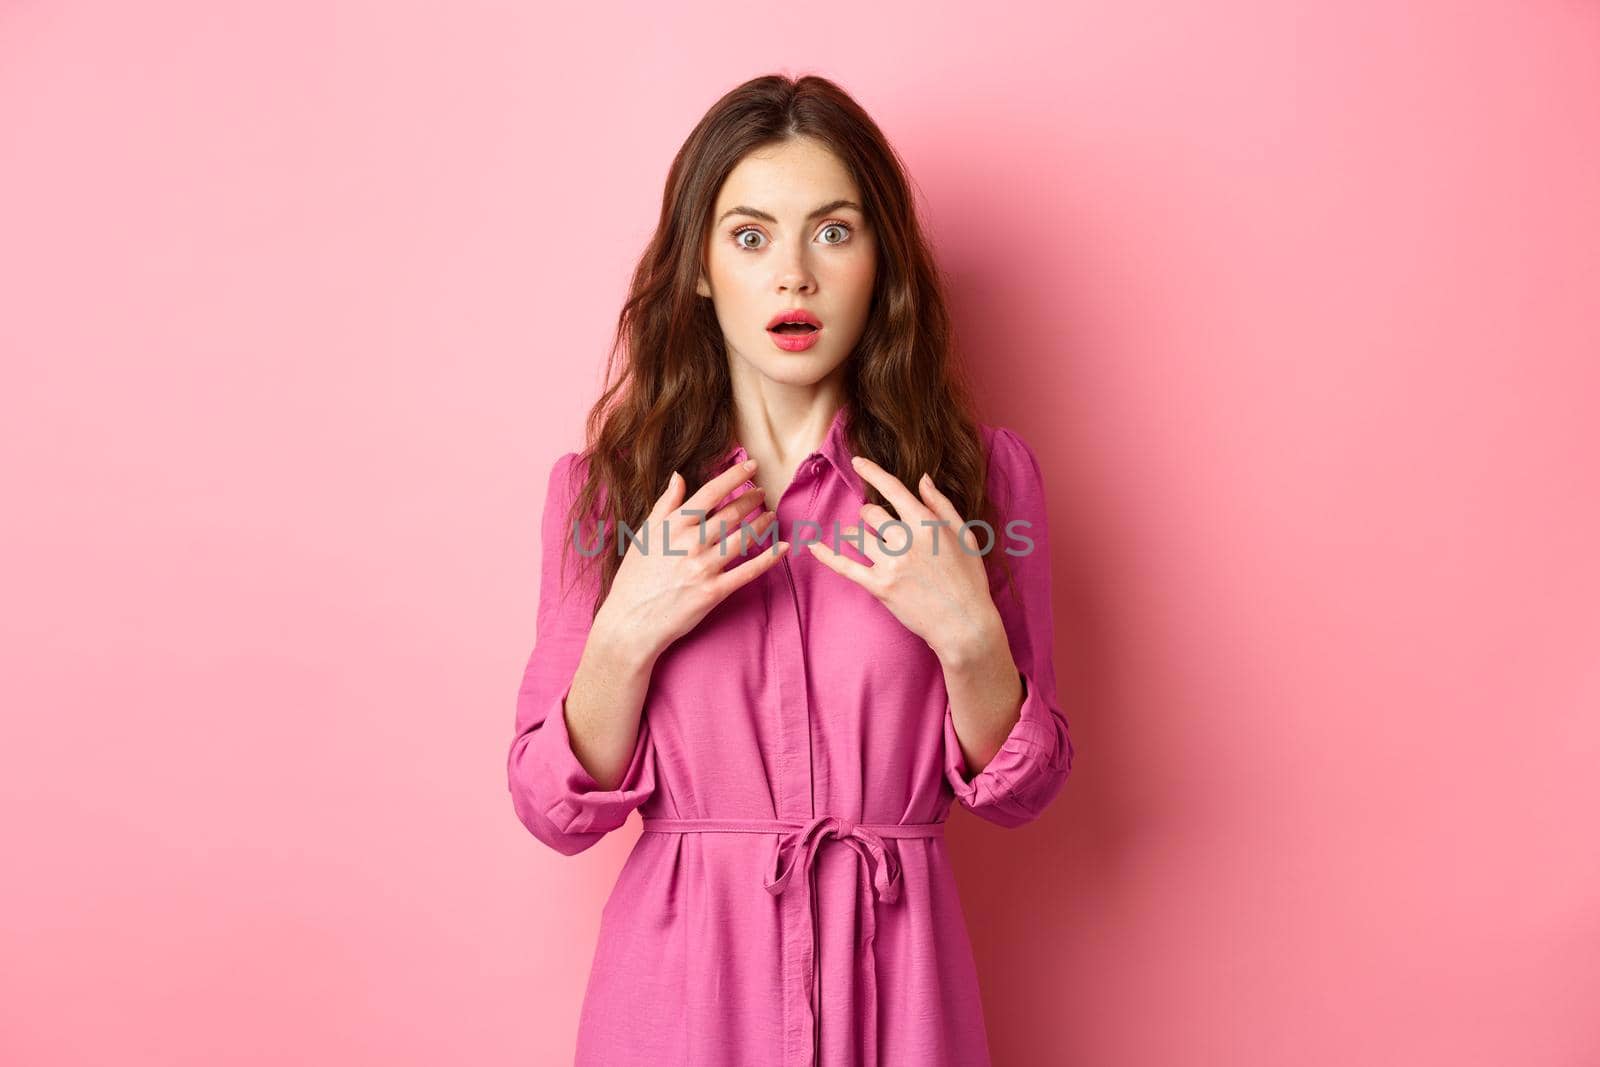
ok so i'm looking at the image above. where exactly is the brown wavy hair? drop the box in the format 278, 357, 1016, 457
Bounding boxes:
562, 73, 1017, 614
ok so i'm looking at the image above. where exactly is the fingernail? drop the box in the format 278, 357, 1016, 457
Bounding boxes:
744, 459, 758, 471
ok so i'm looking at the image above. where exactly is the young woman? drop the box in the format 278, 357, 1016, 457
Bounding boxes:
507, 73, 1074, 1066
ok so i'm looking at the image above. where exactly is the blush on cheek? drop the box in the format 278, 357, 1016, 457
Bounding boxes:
833, 248, 876, 287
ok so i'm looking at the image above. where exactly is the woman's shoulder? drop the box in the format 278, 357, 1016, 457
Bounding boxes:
542, 449, 610, 525
548, 449, 621, 495
548, 449, 589, 482
975, 423, 1044, 492
543, 450, 583, 506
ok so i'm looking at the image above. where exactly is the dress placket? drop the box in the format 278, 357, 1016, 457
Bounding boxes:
772, 458, 824, 1064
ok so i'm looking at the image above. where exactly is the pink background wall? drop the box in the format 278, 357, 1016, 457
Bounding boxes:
4, 2, 1597, 1064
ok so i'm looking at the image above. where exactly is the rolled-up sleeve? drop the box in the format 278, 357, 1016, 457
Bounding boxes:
942, 427, 1075, 827
507, 451, 657, 856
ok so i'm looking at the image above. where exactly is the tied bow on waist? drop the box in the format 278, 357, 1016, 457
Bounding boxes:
762, 814, 903, 903
640, 814, 947, 1066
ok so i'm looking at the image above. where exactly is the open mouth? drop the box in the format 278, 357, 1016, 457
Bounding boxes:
769, 323, 820, 335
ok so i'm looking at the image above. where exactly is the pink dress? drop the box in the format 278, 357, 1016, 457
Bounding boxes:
507, 404, 1074, 1066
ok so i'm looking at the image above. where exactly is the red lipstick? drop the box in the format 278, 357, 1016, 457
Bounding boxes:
766, 308, 824, 352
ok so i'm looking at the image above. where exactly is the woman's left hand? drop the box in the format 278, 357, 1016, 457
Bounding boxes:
807, 455, 1005, 665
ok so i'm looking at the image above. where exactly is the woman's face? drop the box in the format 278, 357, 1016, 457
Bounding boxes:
697, 137, 877, 388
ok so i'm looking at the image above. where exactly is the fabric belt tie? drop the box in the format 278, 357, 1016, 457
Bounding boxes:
640, 814, 947, 1067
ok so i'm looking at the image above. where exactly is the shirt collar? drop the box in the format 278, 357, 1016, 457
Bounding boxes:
721, 403, 865, 502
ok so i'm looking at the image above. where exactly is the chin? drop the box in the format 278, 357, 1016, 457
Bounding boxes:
748, 359, 836, 387
736, 340, 851, 385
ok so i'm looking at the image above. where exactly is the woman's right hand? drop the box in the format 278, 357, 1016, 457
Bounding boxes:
591, 459, 789, 664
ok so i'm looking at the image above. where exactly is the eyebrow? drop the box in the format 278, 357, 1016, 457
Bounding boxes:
715, 199, 863, 227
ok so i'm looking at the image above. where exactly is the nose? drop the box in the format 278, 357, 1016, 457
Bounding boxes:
775, 245, 816, 295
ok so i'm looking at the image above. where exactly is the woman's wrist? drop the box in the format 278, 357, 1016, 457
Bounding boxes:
587, 610, 661, 680
932, 603, 1008, 672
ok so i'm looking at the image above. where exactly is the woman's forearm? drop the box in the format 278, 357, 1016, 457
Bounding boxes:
561, 620, 660, 791
940, 609, 1024, 777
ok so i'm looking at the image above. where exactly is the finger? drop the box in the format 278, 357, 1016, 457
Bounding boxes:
837, 522, 885, 566
711, 507, 777, 559
702, 485, 767, 546
916, 472, 965, 527
853, 509, 918, 560
806, 536, 878, 589
683, 458, 759, 519
915, 473, 972, 551
708, 538, 791, 598
662, 460, 760, 552
832, 522, 877, 565
850, 455, 930, 526
859, 502, 897, 543
648, 469, 687, 522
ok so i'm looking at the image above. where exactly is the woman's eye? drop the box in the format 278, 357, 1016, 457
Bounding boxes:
731, 222, 852, 251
